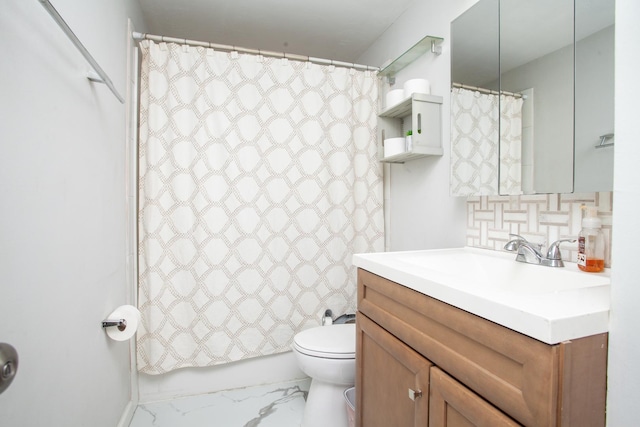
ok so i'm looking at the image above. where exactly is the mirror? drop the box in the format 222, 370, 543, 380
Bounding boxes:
450, 0, 614, 196
574, 0, 615, 192
450, 0, 500, 196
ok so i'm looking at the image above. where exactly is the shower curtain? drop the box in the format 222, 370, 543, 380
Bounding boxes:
499, 94, 524, 195
450, 87, 523, 196
136, 40, 383, 374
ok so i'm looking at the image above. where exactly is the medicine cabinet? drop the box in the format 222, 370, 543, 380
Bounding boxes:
450, 0, 614, 196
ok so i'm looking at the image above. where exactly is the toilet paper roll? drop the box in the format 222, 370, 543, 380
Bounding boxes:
105, 305, 141, 341
403, 78, 431, 97
385, 89, 405, 109
384, 137, 406, 158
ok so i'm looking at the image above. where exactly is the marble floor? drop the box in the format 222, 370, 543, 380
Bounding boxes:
129, 378, 311, 427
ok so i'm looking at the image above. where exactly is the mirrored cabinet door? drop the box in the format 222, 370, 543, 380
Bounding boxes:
450, 0, 614, 197
500, 0, 574, 195
574, 0, 615, 193
450, 0, 499, 196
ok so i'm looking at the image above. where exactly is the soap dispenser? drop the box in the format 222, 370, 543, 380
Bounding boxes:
577, 206, 605, 272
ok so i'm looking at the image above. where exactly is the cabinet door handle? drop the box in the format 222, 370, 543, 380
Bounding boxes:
408, 388, 423, 401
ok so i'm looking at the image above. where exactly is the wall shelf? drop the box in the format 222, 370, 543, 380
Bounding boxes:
378, 93, 443, 164
380, 146, 444, 164
378, 35, 444, 80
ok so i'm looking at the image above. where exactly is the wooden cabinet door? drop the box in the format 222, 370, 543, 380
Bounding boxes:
356, 313, 432, 427
429, 367, 521, 427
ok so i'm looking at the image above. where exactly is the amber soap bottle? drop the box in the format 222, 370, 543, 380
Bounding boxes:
577, 206, 605, 272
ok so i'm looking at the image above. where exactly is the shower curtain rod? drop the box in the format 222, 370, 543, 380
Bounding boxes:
132, 32, 380, 72
452, 82, 524, 99
38, 0, 124, 103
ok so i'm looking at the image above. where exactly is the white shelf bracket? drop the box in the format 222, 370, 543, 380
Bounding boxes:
87, 70, 105, 84
431, 40, 442, 55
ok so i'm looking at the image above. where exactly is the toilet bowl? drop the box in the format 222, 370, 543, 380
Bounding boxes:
292, 323, 356, 427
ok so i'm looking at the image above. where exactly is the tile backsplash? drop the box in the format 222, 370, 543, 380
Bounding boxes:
467, 192, 613, 267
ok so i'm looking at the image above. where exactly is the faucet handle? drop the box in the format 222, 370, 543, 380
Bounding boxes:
505, 234, 544, 252
546, 239, 577, 260
504, 233, 527, 251
508, 233, 526, 241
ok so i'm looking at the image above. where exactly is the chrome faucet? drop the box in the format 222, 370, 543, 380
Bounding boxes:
504, 234, 576, 267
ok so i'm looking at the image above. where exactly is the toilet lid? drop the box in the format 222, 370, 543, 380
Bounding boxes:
293, 324, 356, 359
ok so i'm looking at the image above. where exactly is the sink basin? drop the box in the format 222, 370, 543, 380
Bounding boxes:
392, 248, 609, 294
353, 247, 610, 344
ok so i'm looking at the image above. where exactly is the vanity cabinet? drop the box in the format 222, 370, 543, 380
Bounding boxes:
355, 268, 608, 427
358, 313, 431, 426
378, 93, 443, 163
429, 367, 519, 427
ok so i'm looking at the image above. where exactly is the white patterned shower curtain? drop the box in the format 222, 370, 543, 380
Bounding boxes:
136, 40, 383, 374
499, 94, 524, 195
450, 87, 523, 196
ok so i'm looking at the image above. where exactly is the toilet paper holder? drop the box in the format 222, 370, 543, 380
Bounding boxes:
102, 318, 127, 332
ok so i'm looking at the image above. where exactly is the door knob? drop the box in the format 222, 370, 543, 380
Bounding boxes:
408, 388, 423, 401
0, 343, 19, 395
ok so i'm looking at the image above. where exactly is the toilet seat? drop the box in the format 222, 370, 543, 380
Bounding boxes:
293, 324, 355, 359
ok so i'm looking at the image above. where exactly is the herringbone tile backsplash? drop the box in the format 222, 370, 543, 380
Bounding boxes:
467, 192, 613, 267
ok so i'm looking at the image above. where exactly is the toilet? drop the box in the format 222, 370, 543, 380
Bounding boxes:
292, 323, 356, 427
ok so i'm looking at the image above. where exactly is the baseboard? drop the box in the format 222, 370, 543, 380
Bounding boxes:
117, 400, 137, 427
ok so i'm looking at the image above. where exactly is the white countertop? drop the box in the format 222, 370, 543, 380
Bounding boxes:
353, 247, 611, 344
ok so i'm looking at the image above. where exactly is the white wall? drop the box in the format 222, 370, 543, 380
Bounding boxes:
0, 1, 145, 425
357, 0, 474, 251
606, 1, 640, 424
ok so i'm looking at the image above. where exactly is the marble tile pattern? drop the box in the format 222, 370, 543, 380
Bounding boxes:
467, 192, 613, 267
129, 379, 311, 427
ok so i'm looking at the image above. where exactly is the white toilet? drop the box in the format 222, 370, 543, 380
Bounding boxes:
292, 323, 356, 427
